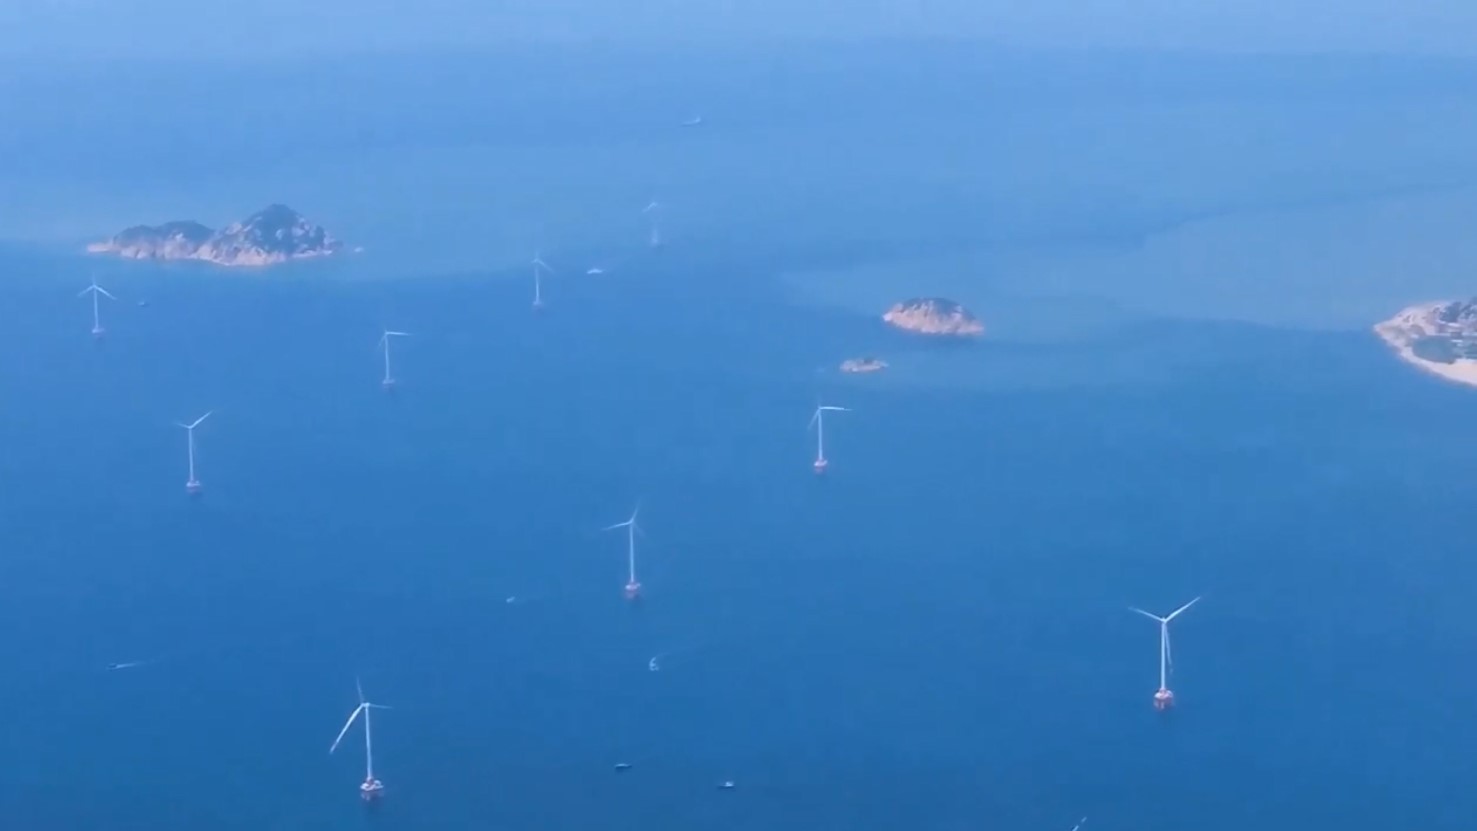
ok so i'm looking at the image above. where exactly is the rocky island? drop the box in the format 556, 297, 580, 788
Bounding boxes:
1374, 299, 1477, 387
882, 298, 984, 337
87, 204, 343, 267
839, 357, 889, 374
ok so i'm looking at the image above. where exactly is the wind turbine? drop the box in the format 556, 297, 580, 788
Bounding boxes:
378, 330, 410, 391
77, 276, 117, 338
329, 678, 391, 803
603, 504, 643, 601
1129, 596, 1201, 711
808, 404, 851, 474
531, 251, 552, 311
176, 411, 212, 495
642, 200, 663, 248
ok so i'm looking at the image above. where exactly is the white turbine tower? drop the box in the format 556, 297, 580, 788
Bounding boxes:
808, 404, 851, 474
176, 411, 212, 495
531, 252, 553, 311
1129, 596, 1200, 711
642, 200, 662, 248
378, 330, 410, 391
78, 277, 117, 338
329, 678, 391, 803
604, 504, 643, 601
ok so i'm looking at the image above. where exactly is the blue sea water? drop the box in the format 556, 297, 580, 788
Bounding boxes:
2, 234, 1476, 831
4, 43, 1477, 831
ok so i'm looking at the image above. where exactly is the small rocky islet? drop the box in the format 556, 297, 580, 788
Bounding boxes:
1374, 298, 1477, 387
839, 357, 889, 374
87, 204, 343, 267
881, 297, 984, 337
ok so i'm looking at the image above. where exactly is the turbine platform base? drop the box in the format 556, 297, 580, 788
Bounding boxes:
91, 327, 105, 339
624, 581, 642, 601
185, 479, 202, 496
1153, 688, 1174, 711
360, 778, 385, 802
382, 378, 397, 392
813, 458, 828, 474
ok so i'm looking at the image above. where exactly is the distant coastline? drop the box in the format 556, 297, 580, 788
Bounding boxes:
1373, 300, 1477, 388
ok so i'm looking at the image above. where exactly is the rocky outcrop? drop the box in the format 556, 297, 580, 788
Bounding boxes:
882, 298, 984, 336
87, 204, 343, 267
839, 357, 889, 373
1374, 299, 1477, 387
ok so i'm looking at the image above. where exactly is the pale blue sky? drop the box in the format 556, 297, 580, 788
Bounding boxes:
3, 0, 1477, 60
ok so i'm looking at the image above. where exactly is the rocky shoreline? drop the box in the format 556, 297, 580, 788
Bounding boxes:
1373, 299, 1477, 387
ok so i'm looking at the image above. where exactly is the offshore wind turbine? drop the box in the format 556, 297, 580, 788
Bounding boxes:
642, 200, 662, 248
531, 251, 552, 311
1129, 596, 1201, 711
603, 505, 643, 601
808, 404, 851, 474
176, 411, 212, 495
329, 678, 391, 804
378, 329, 410, 391
77, 276, 117, 338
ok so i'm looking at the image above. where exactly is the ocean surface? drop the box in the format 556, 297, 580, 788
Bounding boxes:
2, 43, 1477, 831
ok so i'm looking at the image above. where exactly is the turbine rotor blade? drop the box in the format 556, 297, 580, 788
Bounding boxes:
1129, 607, 1166, 623
329, 704, 366, 754
1165, 596, 1201, 621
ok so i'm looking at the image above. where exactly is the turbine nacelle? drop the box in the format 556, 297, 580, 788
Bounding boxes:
807, 404, 851, 429
602, 504, 641, 534
176, 411, 213, 432
77, 279, 118, 301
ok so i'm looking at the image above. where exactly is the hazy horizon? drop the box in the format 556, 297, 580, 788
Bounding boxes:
4, 1, 1477, 60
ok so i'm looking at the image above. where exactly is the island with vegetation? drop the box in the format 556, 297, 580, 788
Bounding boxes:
1374, 299, 1477, 387
839, 357, 889, 374
882, 298, 984, 336
87, 204, 344, 267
